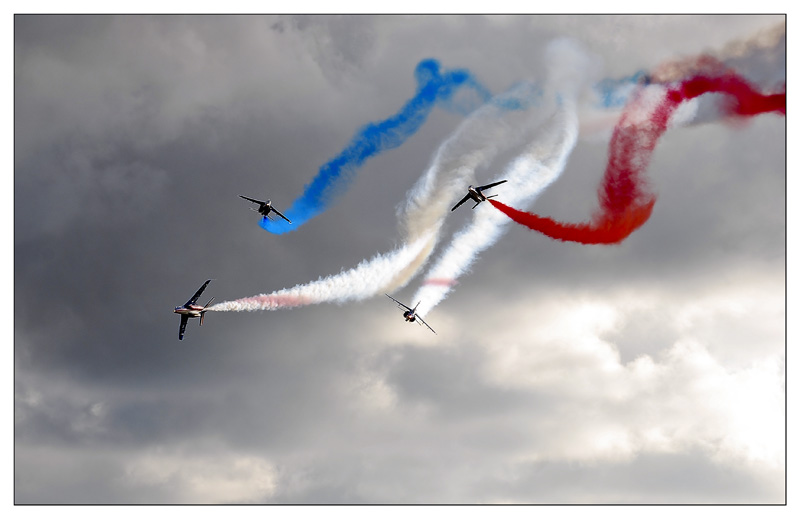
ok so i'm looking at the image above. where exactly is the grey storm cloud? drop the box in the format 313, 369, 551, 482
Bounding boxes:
14, 14, 785, 504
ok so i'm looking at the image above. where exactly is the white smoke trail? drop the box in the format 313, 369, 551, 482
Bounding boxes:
650, 21, 785, 85
211, 27, 782, 315
410, 39, 589, 317
411, 105, 579, 317
210, 83, 547, 312
209, 231, 435, 311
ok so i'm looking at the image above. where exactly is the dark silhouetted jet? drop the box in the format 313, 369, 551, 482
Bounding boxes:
239, 195, 291, 223
386, 294, 436, 334
451, 180, 508, 211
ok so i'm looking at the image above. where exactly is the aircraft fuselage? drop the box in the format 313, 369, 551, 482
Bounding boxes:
174, 304, 205, 318
467, 185, 487, 203
257, 200, 273, 216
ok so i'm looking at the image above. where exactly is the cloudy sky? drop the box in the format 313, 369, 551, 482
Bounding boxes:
13, 14, 786, 504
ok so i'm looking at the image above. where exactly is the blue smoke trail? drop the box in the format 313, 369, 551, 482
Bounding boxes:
260, 59, 493, 234
259, 60, 655, 235
593, 70, 650, 108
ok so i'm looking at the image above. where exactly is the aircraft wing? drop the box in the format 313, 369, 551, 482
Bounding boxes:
239, 195, 264, 205
477, 179, 508, 191
417, 315, 437, 335
271, 206, 292, 224
178, 314, 189, 340
185, 279, 212, 306
385, 294, 412, 312
451, 194, 471, 212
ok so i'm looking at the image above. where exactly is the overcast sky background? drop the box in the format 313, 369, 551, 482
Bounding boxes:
13, 14, 786, 504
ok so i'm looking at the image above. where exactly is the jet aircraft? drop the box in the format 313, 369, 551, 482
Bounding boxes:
385, 294, 436, 334
239, 195, 292, 223
174, 279, 215, 340
450, 179, 508, 211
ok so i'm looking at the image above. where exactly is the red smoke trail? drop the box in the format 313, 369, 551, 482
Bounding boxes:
490, 198, 656, 245
491, 69, 785, 244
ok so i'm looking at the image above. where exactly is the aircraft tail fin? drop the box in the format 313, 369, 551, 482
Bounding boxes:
200, 297, 215, 326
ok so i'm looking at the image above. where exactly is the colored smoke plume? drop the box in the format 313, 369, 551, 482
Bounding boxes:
260, 59, 491, 235
210, 82, 542, 312
410, 38, 589, 317
491, 69, 785, 244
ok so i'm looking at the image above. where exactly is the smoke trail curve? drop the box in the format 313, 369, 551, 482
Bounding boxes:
210, 83, 544, 313
579, 21, 784, 139
410, 39, 589, 317
258, 57, 671, 237
490, 69, 785, 245
259, 58, 492, 235
213, 27, 784, 316
411, 103, 581, 317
